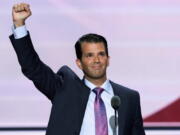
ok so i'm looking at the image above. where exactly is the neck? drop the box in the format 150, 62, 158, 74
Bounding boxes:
84, 76, 107, 87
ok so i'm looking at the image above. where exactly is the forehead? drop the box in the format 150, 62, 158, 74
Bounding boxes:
81, 42, 105, 53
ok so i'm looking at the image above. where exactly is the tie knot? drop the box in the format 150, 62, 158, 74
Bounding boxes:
93, 87, 104, 96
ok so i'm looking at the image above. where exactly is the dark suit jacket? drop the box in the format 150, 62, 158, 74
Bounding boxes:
10, 33, 145, 135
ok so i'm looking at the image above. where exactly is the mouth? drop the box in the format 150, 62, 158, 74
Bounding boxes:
92, 65, 102, 70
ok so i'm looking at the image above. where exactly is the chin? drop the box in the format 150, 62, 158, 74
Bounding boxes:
90, 73, 106, 80
83, 69, 106, 79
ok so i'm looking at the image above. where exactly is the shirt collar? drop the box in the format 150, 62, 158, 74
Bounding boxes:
84, 79, 113, 95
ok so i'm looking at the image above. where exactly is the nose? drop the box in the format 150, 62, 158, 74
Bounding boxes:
94, 56, 100, 63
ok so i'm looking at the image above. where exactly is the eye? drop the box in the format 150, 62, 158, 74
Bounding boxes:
86, 53, 93, 57
99, 52, 106, 56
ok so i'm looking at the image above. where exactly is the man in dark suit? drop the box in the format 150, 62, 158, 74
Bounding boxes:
10, 3, 145, 135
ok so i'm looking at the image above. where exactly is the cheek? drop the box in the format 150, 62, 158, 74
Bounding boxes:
102, 59, 109, 65
82, 59, 93, 65
80, 61, 90, 69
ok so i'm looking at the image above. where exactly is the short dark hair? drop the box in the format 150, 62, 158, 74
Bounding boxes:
75, 33, 109, 60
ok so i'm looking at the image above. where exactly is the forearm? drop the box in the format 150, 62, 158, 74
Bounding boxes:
10, 32, 40, 73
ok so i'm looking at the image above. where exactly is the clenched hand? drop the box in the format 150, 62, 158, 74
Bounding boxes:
12, 3, 32, 27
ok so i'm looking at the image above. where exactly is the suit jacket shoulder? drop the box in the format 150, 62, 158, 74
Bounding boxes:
110, 81, 140, 98
56, 65, 81, 81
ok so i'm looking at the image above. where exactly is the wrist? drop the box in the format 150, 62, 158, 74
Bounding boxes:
13, 20, 25, 28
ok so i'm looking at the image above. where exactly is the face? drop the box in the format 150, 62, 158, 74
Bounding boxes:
76, 42, 109, 81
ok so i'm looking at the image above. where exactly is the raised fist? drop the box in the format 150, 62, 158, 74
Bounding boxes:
12, 3, 32, 27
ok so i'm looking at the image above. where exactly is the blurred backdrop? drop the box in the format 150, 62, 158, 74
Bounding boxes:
0, 0, 180, 134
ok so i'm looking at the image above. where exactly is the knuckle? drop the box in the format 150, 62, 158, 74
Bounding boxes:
14, 4, 18, 8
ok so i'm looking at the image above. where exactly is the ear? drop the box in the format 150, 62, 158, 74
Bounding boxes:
76, 59, 83, 70
107, 56, 110, 67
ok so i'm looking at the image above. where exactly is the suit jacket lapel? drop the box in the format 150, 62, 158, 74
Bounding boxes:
110, 81, 127, 135
76, 78, 91, 134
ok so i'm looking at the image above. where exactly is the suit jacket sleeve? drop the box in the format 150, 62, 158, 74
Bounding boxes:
132, 92, 146, 135
9, 33, 62, 101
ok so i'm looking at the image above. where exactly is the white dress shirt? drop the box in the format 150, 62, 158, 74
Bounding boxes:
80, 79, 115, 135
12, 26, 115, 135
